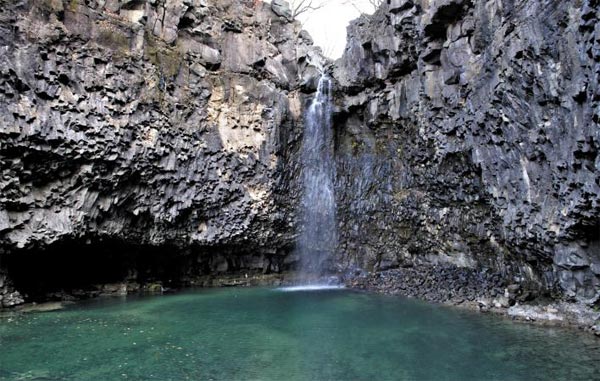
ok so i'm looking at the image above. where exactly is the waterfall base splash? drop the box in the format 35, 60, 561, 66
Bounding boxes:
276, 284, 345, 292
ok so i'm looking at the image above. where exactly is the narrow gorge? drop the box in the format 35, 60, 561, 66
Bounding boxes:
0, 0, 599, 334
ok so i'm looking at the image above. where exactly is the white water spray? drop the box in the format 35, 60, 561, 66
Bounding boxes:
294, 74, 337, 283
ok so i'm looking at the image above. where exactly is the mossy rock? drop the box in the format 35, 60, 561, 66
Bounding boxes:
143, 30, 184, 79
145, 282, 164, 293
69, 0, 79, 12
42, 0, 64, 12
95, 21, 131, 57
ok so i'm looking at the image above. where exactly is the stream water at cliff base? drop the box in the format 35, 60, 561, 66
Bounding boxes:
1, 288, 599, 381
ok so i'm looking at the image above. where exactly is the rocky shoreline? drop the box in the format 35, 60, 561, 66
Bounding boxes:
3, 264, 599, 338
345, 264, 600, 336
0, 271, 289, 307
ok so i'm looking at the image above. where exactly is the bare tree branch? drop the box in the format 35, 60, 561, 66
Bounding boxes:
342, 0, 383, 14
289, 0, 330, 18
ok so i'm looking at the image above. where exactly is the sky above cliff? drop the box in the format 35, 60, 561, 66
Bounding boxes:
265, 1, 377, 59
296, 1, 376, 59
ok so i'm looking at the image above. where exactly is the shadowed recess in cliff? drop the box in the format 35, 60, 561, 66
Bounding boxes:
295, 74, 338, 282
1, 240, 205, 301
1, 238, 291, 302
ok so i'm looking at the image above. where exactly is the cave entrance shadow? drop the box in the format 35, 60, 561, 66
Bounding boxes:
2, 238, 190, 302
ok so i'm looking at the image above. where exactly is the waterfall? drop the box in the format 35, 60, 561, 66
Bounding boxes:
296, 74, 337, 283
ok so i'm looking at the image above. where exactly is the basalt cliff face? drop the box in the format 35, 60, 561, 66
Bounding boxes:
0, 0, 599, 325
333, 0, 600, 308
0, 0, 325, 304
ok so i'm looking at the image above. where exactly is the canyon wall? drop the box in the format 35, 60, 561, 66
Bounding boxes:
1, 0, 599, 310
333, 0, 600, 304
0, 0, 324, 304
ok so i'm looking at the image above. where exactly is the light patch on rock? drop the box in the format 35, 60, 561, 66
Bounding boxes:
247, 185, 269, 202
520, 156, 532, 203
209, 83, 266, 153
142, 128, 159, 147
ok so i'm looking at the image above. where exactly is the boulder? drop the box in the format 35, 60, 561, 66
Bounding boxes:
271, 0, 293, 21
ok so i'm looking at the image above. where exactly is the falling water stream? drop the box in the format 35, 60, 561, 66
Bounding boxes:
295, 74, 338, 284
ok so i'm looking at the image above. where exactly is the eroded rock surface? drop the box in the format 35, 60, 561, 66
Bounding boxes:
0, 0, 324, 304
333, 0, 600, 306
1, 0, 599, 327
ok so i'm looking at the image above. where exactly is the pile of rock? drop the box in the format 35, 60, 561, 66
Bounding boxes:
346, 264, 507, 305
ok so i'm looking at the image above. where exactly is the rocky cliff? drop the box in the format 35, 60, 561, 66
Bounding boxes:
1, 0, 599, 326
0, 0, 326, 304
333, 0, 600, 308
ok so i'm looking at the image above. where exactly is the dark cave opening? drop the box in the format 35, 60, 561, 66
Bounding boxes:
1, 238, 291, 303
2, 239, 198, 302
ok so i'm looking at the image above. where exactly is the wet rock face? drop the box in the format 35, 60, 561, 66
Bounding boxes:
333, 0, 600, 302
0, 270, 24, 307
0, 0, 323, 302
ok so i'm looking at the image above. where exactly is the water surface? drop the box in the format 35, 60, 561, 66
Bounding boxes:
0, 288, 598, 380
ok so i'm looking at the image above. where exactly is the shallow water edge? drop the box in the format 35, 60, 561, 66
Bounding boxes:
3, 269, 599, 339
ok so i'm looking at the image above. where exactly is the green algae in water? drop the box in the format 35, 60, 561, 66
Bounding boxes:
0, 288, 599, 381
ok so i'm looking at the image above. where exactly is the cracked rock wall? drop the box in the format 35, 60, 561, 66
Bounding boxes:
333, 0, 600, 302
0, 0, 323, 304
